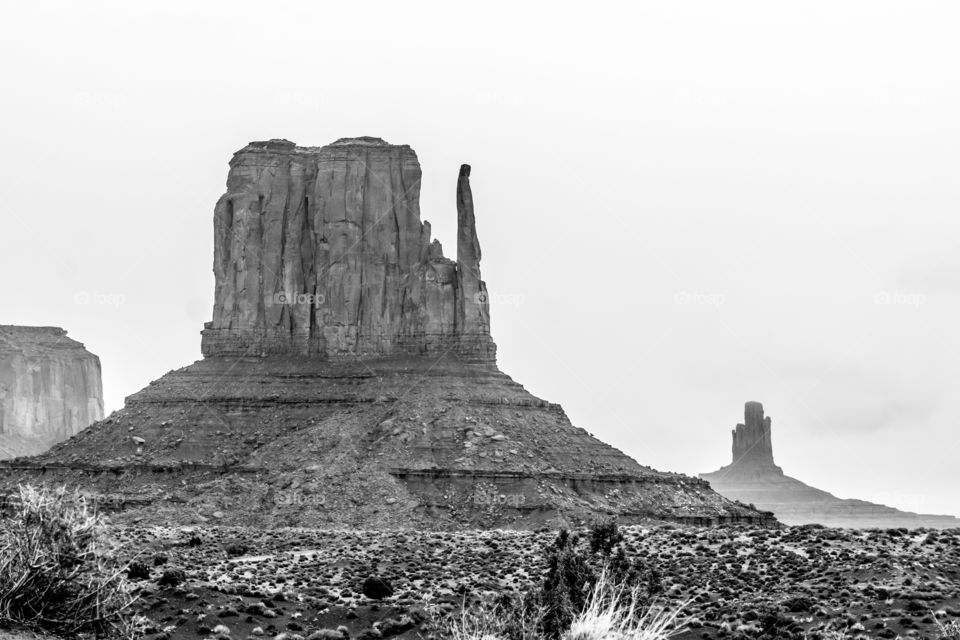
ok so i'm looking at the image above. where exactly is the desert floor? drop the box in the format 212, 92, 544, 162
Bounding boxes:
107, 524, 960, 640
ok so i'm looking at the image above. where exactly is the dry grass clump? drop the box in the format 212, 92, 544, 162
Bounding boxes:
564, 571, 686, 640
430, 596, 543, 640
431, 522, 679, 640
0, 484, 140, 637
937, 619, 960, 640
430, 570, 684, 640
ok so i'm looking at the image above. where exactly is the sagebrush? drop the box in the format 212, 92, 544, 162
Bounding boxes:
0, 484, 139, 637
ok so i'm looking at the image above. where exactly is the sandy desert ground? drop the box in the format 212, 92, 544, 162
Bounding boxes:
101, 524, 960, 640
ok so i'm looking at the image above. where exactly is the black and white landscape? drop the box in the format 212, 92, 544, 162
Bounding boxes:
1, 3, 959, 640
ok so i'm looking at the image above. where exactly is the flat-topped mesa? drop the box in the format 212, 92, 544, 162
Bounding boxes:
730, 401, 778, 470
0, 326, 104, 458
200, 137, 496, 363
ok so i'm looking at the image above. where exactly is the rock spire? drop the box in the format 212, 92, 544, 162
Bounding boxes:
731, 401, 776, 469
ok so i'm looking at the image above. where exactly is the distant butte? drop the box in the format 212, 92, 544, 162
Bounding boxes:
701, 402, 960, 529
0, 326, 103, 459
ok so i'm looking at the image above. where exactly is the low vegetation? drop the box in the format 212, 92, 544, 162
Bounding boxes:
0, 485, 139, 637
430, 521, 682, 640
4, 493, 958, 640
938, 619, 960, 640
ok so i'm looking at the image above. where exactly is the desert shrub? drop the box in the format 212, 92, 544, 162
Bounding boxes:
224, 541, 248, 557
539, 524, 662, 640
428, 594, 543, 640
781, 596, 813, 613
937, 619, 960, 640
362, 575, 394, 599
0, 484, 138, 637
541, 530, 598, 639
607, 546, 663, 603
589, 520, 624, 556
906, 599, 927, 614
429, 570, 683, 640
157, 568, 186, 587
431, 523, 668, 640
126, 561, 151, 580
872, 586, 891, 600
755, 605, 802, 640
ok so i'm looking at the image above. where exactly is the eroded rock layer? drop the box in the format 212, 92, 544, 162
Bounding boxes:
0, 138, 775, 529
0, 326, 103, 459
10, 354, 772, 527
701, 402, 960, 529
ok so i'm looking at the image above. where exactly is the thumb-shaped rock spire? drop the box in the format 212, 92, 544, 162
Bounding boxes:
456, 164, 492, 349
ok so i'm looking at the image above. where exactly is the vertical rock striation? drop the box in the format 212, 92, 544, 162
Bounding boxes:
201, 137, 496, 363
0, 326, 103, 459
730, 401, 778, 470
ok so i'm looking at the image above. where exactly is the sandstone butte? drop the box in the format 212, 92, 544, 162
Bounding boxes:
701, 401, 960, 529
0, 326, 103, 460
1, 137, 776, 529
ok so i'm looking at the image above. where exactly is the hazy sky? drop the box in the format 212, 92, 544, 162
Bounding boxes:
2, 1, 959, 516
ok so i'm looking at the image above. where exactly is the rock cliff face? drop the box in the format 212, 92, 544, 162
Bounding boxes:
702, 402, 960, 529
1, 138, 775, 529
0, 326, 103, 459
201, 138, 494, 363
731, 401, 780, 472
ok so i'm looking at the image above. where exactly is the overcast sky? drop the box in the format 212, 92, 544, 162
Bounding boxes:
2, 1, 958, 517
